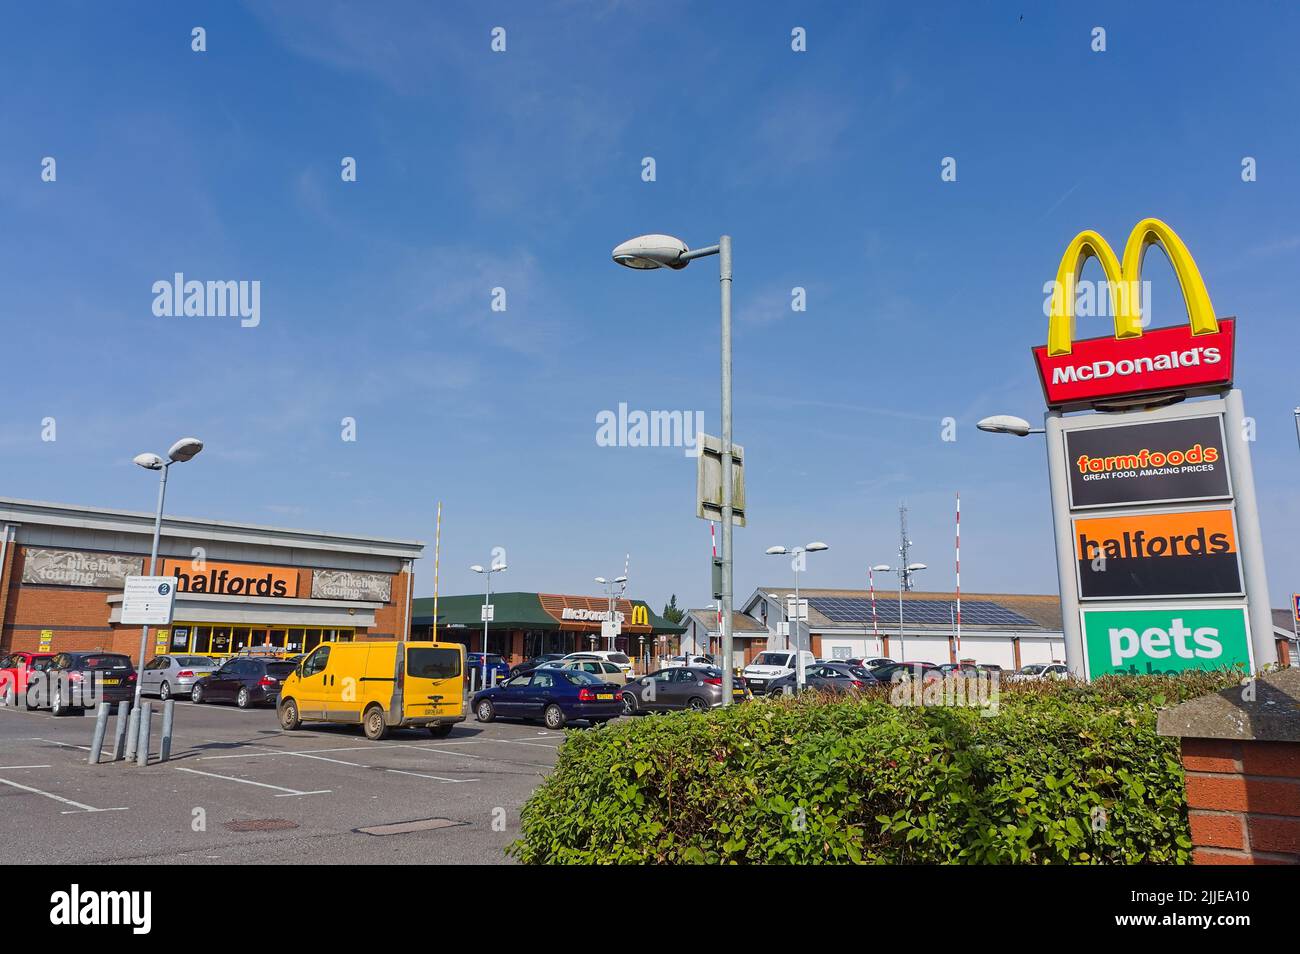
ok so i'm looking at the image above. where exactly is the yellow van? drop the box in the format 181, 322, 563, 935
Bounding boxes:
277, 640, 465, 740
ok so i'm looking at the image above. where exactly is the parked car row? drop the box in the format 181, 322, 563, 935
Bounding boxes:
0, 650, 136, 715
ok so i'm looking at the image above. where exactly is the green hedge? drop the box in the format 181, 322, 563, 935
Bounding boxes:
508, 672, 1240, 864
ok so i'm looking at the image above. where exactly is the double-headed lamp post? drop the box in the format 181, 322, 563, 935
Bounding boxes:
594, 575, 628, 652
130, 437, 204, 710
765, 542, 828, 693
470, 560, 507, 688
872, 561, 927, 657
612, 232, 735, 701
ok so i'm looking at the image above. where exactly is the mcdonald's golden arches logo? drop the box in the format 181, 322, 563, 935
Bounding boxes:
630, 604, 649, 627
1033, 217, 1235, 410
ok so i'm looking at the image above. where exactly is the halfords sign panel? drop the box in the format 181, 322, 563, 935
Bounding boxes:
1080, 605, 1252, 677
311, 569, 391, 603
1074, 508, 1243, 600
1065, 415, 1230, 509
1033, 218, 1234, 409
22, 549, 141, 588
158, 559, 299, 598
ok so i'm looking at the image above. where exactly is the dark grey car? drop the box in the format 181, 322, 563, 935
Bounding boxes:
766, 663, 870, 696
620, 666, 746, 713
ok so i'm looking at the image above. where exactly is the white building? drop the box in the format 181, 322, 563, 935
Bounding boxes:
739, 586, 1067, 670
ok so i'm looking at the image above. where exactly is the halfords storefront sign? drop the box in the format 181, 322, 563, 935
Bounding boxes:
1035, 217, 1274, 678
158, 559, 298, 597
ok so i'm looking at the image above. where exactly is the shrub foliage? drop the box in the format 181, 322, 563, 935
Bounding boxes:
508, 672, 1239, 865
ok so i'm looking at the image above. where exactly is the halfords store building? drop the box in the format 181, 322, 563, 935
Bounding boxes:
0, 497, 423, 661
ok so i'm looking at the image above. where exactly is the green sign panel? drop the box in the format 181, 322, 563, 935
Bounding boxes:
1081, 606, 1252, 677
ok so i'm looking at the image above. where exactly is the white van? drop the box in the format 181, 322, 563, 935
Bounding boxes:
743, 649, 816, 695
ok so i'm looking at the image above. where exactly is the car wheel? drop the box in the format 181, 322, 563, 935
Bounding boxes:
159, 681, 172, 701
543, 704, 566, 730
1, 685, 14, 707
50, 692, 65, 717
278, 698, 301, 731
363, 705, 389, 741
620, 692, 637, 715
427, 724, 454, 738
235, 687, 251, 710
475, 699, 495, 723
191, 683, 204, 704
686, 696, 708, 711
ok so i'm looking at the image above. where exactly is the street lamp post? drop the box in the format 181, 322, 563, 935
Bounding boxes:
130, 437, 204, 711
873, 561, 927, 659
765, 542, 827, 693
471, 560, 507, 689
612, 233, 735, 701
595, 575, 628, 652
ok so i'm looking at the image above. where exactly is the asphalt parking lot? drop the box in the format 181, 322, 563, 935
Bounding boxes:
0, 698, 575, 864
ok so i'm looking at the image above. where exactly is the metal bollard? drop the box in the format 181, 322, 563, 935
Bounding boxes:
88, 702, 111, 765
110, 701, 130, 761
123, 706, 140, 761
159, 699, 175, 763
135, 701, 152, 766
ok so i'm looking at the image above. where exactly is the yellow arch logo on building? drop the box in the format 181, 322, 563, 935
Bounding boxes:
1048, 217, 1218, 356
630, 605, 649, 626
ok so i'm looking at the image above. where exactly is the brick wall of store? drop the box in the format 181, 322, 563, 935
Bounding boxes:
1180, 738, 1300, 864
0, 546, 411, 660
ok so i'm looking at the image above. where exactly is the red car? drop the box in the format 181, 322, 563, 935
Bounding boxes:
0, 651, 55, 708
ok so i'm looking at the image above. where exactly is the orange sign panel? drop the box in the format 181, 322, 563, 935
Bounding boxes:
157, 559, 299, 598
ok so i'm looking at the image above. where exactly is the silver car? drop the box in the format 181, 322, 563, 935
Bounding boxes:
140, 654, 222, 701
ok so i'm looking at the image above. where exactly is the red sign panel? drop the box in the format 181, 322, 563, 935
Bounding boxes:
1033, 319, 1235, 410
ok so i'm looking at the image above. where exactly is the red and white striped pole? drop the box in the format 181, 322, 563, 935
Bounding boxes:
711, 521, 720, 656
955, 492, 962, 661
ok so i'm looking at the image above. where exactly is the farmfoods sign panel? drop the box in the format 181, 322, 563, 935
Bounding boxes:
1065, 415, 1230, 509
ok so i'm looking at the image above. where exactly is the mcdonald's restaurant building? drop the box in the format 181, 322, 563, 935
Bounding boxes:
0, 497, 422, 663
410, 592, 685, 664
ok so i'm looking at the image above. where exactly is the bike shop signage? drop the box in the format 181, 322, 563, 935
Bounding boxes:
22, 549, 142, 588
311, 569, 392, 602
1035, 217, 1273, 678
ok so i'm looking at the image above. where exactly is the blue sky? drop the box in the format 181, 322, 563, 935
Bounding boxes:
3, 1, 1299, 612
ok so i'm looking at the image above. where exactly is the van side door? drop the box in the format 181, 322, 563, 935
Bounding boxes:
294, 645, 331, 720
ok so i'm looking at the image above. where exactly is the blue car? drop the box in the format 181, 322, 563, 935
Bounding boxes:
466, 653, 510, 685
472, 667, 622, 730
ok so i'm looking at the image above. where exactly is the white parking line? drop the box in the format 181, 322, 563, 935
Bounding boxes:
497, 738, 560, 749
0, 764, 52, 769
31, 737, 94, 752
393, 744, 485, 759
173, 766, 330, 797
385, 769, 478, 784
0, 776, 127, 813
198, 743, 396, 761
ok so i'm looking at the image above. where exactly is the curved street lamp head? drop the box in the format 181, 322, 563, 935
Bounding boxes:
613, 576, 627, 584
470, 565, 485, 574
594, 576, 607, 584
870, 564, 892, 572
765, 546, 788, 555
167, 437, 204, 462
611, 234, 690, 270
805, 542, 829, 552
977, 414, 1035, 437
132, 452, 165, 471
491, 563, 507, 572
907, 563, 928, 571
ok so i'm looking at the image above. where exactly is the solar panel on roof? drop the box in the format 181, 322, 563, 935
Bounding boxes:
806, 597, 1037, 627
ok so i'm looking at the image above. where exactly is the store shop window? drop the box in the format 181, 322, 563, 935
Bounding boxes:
211, 627, 232, 654
287, 629, 305, 652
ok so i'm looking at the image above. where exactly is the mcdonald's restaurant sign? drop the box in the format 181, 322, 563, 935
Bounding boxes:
1032, 218, 1236, 410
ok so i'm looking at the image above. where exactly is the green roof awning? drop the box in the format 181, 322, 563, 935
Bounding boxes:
412, 592, 685, 634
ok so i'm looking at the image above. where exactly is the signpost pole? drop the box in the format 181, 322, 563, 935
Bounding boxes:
1224, 389, 1278, 668
132, 464, 169, 711
1044, 409, 1086, 677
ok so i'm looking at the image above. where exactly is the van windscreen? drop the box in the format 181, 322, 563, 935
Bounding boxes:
408, 648, 461, 680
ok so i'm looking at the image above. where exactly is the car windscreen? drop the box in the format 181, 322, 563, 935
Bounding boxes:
408, 648, 462, 679
753, 652, 791, 667
266, 662, 298, 680
485, 655, 506, 666
79, 655, 131, 670
607, 653, 630, 664
1019, 665, 1046, 675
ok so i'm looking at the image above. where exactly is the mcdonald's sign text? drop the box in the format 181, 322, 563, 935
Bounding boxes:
1034, 319, 1235, 409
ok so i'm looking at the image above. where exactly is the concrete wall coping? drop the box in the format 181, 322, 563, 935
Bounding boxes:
1157, 668, 1300, 743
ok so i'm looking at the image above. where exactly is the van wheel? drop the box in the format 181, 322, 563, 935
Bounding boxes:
279, 699, 301, 731
475, 699, 495, 723
543, 704, 566, 730
363, 705, 389, 741
427, 724, 454, 738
